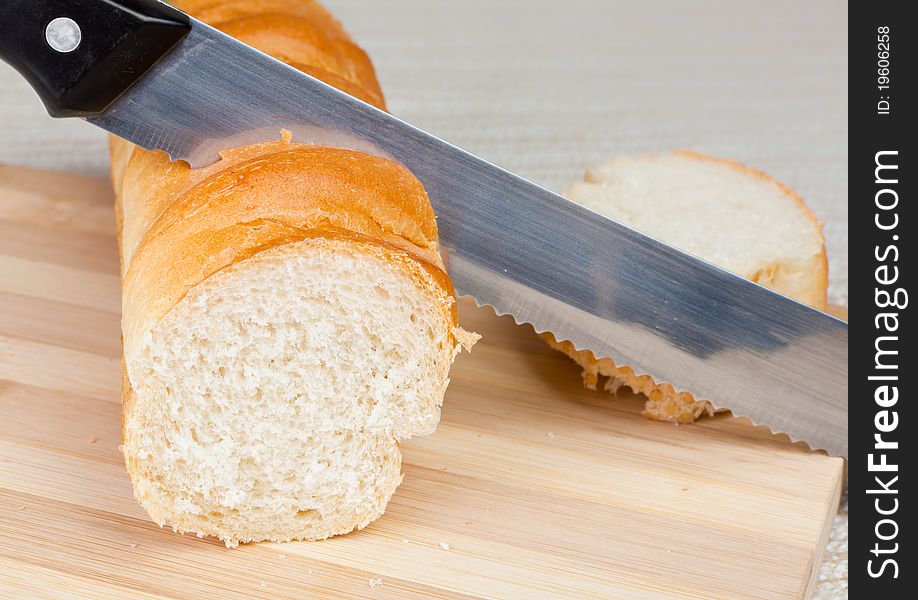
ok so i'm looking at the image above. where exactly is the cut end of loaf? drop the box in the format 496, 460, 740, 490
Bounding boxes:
549, 151, 828, 424
570, 150, 828, 310
122, 237, 469, 546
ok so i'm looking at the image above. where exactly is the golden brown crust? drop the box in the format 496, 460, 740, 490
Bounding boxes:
180, 0, 353, 41
292, 64, 386, 109
174, 0, 384, 110
550, 151, 830, 424
118, 141, 440, 262
217, 16, 382, 94
112, 2, 459, 442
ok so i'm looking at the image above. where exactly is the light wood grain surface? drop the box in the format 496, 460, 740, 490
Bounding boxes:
0, 165, 844, 598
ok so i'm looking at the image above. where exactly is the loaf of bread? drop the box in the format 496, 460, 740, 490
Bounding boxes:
110, 0, 475, 546
544, 151, 828, 423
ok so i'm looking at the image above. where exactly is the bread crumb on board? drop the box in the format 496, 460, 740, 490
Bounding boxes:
547, 431, 556, 439
368, 578, 384, 589
87, 435, 98, 444
439, 542, 450, 551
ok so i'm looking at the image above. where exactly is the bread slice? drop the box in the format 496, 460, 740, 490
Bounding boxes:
544, 151, 828, 423
122, 234, 472, 546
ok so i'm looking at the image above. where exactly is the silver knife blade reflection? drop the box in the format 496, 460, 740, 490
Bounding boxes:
88, 17, 848, 457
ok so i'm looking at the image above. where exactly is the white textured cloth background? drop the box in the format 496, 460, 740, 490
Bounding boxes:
0, 0, 847, 596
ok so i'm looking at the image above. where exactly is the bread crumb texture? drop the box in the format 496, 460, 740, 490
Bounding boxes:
550, 151, 828, 423
123, 239, 469, 547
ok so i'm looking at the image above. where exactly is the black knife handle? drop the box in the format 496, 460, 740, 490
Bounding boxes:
0, 0, 190, 118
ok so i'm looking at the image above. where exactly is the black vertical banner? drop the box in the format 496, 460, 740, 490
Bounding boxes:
849, 1, 914, 596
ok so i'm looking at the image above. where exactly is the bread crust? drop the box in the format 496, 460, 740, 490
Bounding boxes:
182, 0, 354, 41
550, 151, 830, 423
175, 0, 385, 110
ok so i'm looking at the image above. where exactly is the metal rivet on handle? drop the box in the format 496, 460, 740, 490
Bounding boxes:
45, 17, 82, 53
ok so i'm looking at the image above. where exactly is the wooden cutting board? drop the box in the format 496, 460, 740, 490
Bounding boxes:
0, 164, 844, 599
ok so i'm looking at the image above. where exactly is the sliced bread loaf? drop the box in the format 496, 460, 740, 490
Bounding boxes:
543, 151, 828, 423
113, 0, 477, 547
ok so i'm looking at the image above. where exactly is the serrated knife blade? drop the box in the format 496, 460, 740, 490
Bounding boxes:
89, 18, 848, 457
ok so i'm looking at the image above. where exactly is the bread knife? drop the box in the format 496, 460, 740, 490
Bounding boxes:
0, 0, 848, 458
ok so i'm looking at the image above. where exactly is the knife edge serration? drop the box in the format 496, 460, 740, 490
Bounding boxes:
464, 293, 838, 456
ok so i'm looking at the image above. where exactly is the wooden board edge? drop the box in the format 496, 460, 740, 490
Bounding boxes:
801, 463, 845, 598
